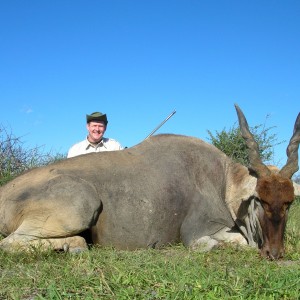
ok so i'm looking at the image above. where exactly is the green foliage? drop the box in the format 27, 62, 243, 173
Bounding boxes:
207, 116, 283, 167
0, 125, 66, 185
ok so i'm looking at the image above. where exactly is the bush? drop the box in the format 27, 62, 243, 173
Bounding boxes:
207, 115, 283, 167
0, 125, 65, 185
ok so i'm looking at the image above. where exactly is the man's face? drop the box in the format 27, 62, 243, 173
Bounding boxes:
87, 121, 106, 143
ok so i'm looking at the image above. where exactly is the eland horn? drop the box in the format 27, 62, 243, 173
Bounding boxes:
279, 113, 300, 178
234, 104, 271, 177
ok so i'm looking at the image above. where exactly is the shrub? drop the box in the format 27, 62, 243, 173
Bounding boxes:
207, 115, 283, 167
0, 125, 65, 185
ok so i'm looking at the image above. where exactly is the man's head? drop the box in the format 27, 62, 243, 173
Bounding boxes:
86, 112, 108, 144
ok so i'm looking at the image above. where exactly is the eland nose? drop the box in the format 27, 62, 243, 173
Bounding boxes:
268, 248, 284, 260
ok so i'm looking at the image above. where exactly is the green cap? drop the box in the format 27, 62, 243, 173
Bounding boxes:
86, 112, 108, 124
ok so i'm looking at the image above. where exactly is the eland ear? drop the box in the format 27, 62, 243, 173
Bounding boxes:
234, 104, 270, 177
279, 113, 300, 179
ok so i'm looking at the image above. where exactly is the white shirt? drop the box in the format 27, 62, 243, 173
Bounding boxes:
67, 137, 123, 158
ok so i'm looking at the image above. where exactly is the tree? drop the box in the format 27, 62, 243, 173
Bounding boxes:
207, 115, 283, 168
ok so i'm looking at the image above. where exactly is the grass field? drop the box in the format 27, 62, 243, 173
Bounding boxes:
0, 197, 299, 299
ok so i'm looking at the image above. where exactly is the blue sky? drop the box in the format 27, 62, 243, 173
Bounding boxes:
0, 0, 299, 171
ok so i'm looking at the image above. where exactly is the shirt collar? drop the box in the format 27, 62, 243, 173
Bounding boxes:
85, 137, 108, 150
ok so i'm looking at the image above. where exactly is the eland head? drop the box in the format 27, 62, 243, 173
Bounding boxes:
235, 104, 300, 259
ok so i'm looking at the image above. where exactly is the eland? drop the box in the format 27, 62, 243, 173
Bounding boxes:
0, 104, 299, 259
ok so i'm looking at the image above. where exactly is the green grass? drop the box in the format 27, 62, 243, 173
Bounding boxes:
1, 198, 300, 299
